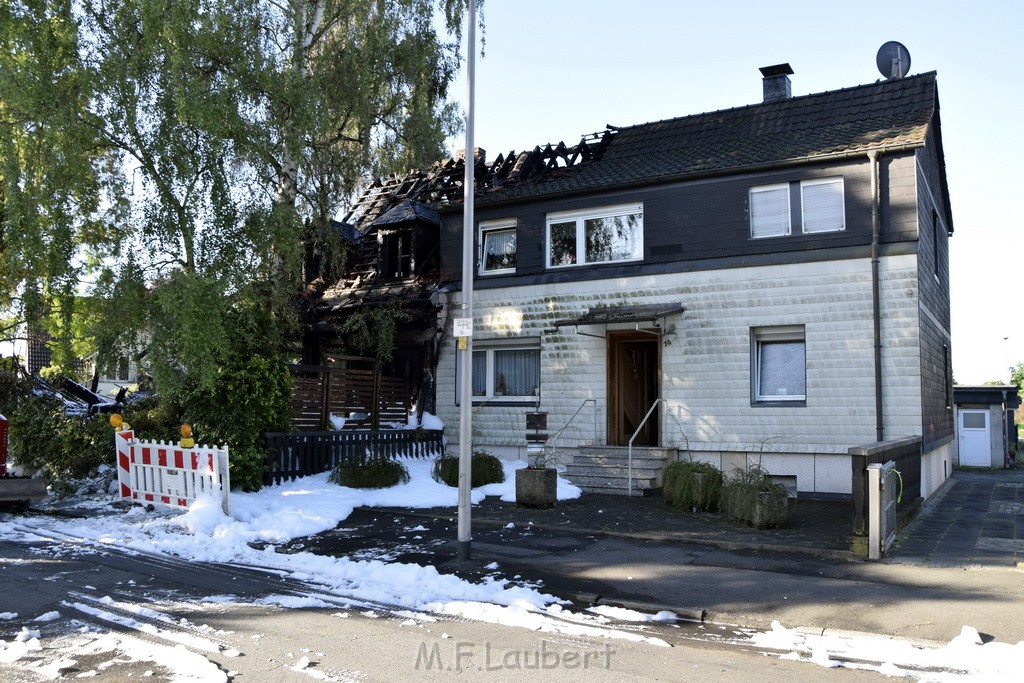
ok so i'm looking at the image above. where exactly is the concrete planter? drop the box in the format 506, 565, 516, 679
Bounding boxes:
751, 490, 789, 529
515, 468, 557, 509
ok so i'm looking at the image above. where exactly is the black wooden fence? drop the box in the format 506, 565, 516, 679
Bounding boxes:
263, 429, 444, 485
850, 436, 922, 535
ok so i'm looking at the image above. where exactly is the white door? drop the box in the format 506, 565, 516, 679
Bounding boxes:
958, 409, 990, 467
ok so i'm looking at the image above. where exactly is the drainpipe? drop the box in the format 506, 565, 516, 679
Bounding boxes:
869, 150, 884, 442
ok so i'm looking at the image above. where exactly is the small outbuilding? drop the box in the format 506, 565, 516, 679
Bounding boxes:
952, 386, 1020, 469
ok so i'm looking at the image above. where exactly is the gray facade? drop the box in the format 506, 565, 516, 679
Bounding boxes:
433, 71, 955, 499
315, 67, 957, 500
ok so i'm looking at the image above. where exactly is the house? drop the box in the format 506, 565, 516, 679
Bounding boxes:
300, 164, 465, 424
953, 386, 1019, 469
312, 64, 955, 504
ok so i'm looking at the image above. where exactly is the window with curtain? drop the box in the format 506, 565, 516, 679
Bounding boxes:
546, 203, 643, 268
752, 326, 806, 403
801, 178, 845, 234
457, 340, 541, 403
480, 220, 517, 274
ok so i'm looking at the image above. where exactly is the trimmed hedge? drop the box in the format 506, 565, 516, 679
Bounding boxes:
329, 454, 410, 489
431, 450, 506, 488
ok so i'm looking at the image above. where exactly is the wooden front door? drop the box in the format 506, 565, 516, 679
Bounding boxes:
608, 332, 659, 446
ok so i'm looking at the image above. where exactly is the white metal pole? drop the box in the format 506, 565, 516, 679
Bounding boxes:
457, 0, 476, 562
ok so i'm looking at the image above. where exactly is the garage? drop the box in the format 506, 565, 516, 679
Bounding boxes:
953, 386, 1019, 469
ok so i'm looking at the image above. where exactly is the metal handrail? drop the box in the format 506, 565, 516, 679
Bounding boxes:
546, 399, 598, 465
628, 399, 663, 496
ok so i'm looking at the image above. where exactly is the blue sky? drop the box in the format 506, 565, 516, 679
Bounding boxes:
451, 0, 1024, 385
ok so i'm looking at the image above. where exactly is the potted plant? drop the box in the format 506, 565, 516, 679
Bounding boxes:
515, 448, 557, 508
719, 464, 789, 528
663, 460, 723, 512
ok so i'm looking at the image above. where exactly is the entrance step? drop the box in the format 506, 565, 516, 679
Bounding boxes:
565, 446, 674, 496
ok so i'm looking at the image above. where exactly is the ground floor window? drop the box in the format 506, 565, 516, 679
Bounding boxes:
752, 325, 805, 403
457, 340, 540, 403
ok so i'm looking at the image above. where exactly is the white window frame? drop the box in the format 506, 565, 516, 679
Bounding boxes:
749, 184, 791, 239
545, 202, 644, 269
800, 177, 845, 234
102, 355, 132, 382
478, 219, 517, 275
752, 325, 806, 403
456, 338, 541, 404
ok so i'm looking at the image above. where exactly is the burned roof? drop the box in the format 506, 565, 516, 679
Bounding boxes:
475, 72, 940, 206
373, 200, 440, 228
341, 71, 940, 220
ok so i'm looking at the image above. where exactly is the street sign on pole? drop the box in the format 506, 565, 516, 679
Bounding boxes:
456, 0, 477, 562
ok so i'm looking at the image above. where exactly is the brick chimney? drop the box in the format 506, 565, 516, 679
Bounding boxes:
455, 147, 486, 163
759, 63, 794, 102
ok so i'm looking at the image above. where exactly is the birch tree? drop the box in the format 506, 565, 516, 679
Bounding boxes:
0, 0, 120, 370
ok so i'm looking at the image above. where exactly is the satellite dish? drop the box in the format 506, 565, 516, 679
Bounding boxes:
876, 41, 911, 79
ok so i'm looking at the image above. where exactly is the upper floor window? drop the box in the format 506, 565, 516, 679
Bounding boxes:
752, 325, 806, 403
750, 177, 845, 238
381, 230, 412, 280
800, 178, 845, 234
749, 184, 791, 238
479, 219, 517, 275
546, 203, 643, 268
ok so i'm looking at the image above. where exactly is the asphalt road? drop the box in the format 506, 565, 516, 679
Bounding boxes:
0, 525, 893, 682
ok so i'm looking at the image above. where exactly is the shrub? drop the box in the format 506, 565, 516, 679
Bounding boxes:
719, 465, 790, 528
120, 396, 184, 443
663, 460, 723, 512
329, 453, 410, 489
184, 355, 293, 492
0, 369, 114, 481
431, 449, 506, 487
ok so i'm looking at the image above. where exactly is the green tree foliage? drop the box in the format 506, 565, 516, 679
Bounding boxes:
338, 305, 411, 362
1010, 363, 1024, 391
0, 1, 122, 372
1, 0, 476, 488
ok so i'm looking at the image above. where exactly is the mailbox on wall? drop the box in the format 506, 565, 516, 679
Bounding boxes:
525, 412, 547, 431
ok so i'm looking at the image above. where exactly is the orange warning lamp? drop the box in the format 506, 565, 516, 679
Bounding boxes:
179, 424, 195, 448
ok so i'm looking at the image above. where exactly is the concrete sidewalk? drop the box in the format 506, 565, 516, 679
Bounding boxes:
367, 467, 1024, 646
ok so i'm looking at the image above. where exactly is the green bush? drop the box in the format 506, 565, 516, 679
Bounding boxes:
120, 396, 185, 442
329, 454, 410, 489
719, 465, 790, 528
184, 355, 293, 492
663, 460, 723, 512
431, 449, 506, 487
0, 369, 113, 482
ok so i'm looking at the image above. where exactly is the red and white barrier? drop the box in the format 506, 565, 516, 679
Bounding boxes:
115, 430, 230, 515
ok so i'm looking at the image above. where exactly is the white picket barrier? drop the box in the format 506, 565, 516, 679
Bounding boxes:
115, 430, 231, 515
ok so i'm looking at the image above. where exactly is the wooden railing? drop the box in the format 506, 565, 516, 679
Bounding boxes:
263, 429, 444, 485
290, 363, 410, 431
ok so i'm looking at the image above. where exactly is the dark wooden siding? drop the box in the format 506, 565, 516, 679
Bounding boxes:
441, 154, 922, 287
915, 127, 955, 450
